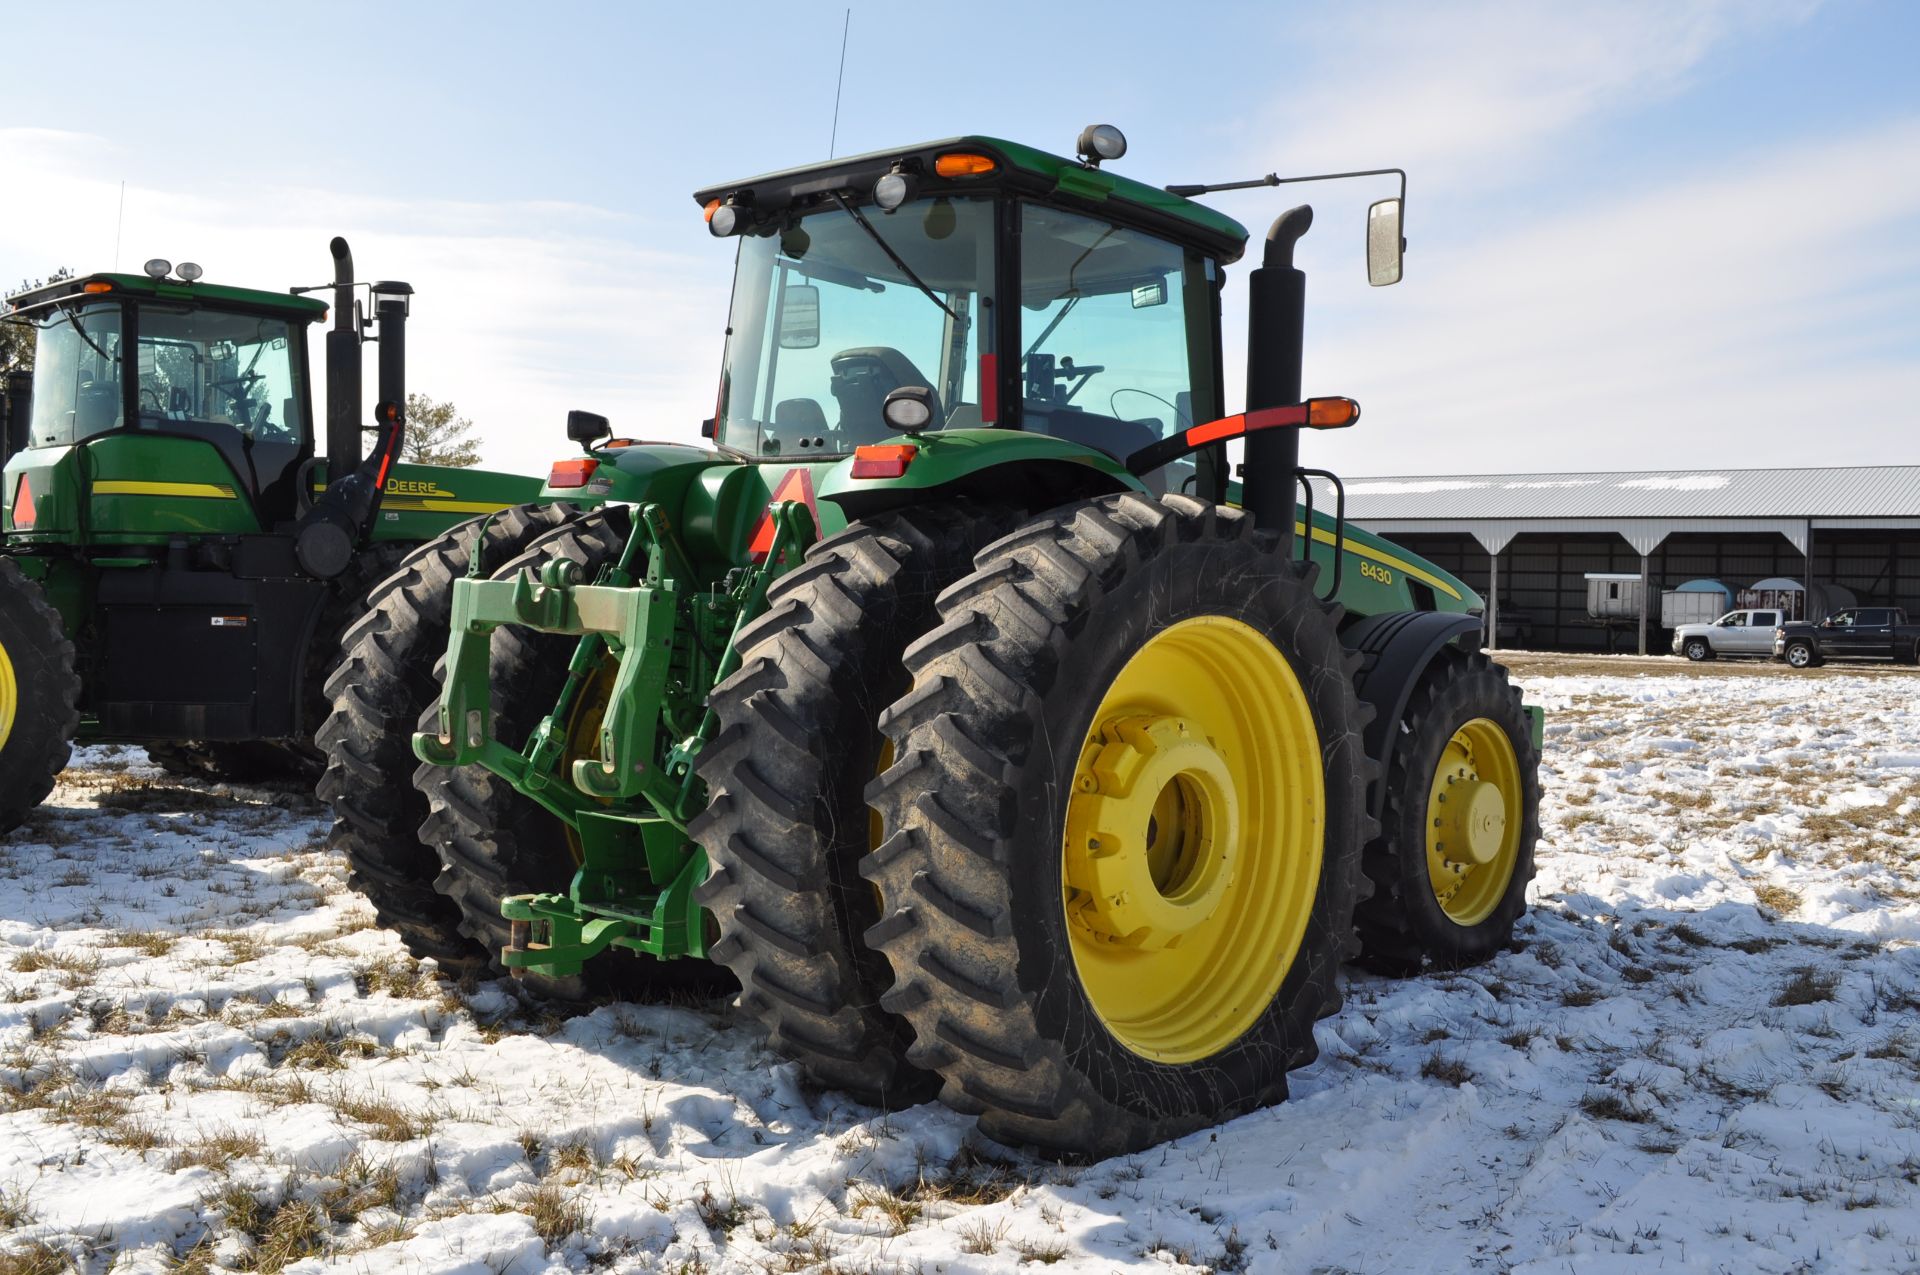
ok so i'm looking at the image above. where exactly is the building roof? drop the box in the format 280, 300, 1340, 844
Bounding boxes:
1318, 465, 1920, 556
1327, 466, 1920, 521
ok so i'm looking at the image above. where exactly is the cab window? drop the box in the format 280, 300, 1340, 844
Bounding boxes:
27, 303, 125, 447
136, 305, 306, 443
1017, 204, 1219, 491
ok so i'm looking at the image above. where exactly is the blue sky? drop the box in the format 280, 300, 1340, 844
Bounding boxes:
4, 0, 1917, 478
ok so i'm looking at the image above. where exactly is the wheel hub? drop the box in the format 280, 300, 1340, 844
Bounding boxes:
1434, 775, 1507, 865
1064, 714, 1239, 951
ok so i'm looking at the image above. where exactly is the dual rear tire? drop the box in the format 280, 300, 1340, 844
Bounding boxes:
0, 559, 80, 837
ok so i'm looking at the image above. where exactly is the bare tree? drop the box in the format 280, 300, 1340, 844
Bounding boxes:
1, 269, 74, 372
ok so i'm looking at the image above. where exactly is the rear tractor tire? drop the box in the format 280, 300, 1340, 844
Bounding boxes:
1352, 649, 1540, 975
692, 503, 1013, 1106
863, 492, 1374, 1159
0, 559, 81, 837
317, 503, 585, 973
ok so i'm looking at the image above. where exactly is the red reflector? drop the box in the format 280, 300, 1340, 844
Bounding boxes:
850, 444, 917, 480
748, 468, 822, 560
12, 475, 36, 529
548, 458, 599, 489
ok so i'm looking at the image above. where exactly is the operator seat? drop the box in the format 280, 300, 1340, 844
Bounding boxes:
773, 397, 829, 450
828, 347, 943, 445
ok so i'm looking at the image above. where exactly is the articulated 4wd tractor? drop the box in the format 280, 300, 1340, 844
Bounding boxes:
326, 129, 1543, 1158
0, 242, 542, 832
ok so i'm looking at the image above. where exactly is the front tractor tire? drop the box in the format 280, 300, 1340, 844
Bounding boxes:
863, 493, 1373, 1160
317, 503, 585, 972
692, 503, 1012, 1107
1352, 650, 1541, 975
0, 559, 81, 836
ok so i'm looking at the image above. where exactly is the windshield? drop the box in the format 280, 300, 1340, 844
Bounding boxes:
716, 195, 995, 457
135, 305, 305, 442
1017, 203, 1219, 492
28, 303, 126, 447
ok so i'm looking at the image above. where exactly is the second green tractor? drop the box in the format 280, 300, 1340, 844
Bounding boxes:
322, 129, 1544, 1159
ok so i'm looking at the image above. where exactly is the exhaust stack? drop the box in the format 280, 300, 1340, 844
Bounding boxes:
1242, 204, 1312, 546
325, 237, 363, 473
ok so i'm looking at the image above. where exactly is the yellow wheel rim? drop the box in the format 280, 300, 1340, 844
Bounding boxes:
1061, 616, 1323, 1064
0, 636, 16, 752
1425, 717, 1523, 926
559, 655, 621, 866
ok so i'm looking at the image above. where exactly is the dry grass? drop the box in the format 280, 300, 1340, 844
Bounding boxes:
102, 930, 177, 958
850, 1185, 922, 1235
1420, 1052, 1473, 1086
1753, 884, 1803, 917
168, 1128, 265, 1173
0, 1243, 71, 1275
328, 1091, 431, 1142
1775, 967, 1840, 1006
523, 1185, 591, 1247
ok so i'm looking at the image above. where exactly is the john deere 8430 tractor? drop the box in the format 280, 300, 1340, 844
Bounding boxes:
0, 241, 543, 832
326, 128, 1542, 1157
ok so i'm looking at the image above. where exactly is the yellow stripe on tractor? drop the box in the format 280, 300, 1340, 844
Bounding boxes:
380, 497, 520, 515
93, 480, 238, 500
1294, 520, 1463, 601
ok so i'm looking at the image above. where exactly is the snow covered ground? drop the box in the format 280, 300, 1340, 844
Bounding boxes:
4, 664, 1919, 1274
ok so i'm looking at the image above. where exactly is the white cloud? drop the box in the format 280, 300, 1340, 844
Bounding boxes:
0, 128, 727, 479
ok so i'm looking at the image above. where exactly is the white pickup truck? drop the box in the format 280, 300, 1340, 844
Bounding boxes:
1671, 608, 1786, 661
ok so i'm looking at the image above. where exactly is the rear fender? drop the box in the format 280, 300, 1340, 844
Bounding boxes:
1344, 609, 1485, 818
817, 428, 1144, 519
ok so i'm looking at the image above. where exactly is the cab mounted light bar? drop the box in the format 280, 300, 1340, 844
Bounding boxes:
1123, 396, 1358, 477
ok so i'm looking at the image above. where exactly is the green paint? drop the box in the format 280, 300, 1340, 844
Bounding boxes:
6, 273, 326, 322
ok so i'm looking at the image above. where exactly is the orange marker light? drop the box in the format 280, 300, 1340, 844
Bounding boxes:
548, 458, 600, 489
1306, 397, 1359, 428
82, 282, 114, 294
703, 198, 722, 223
851, 443, 918, 479
934, 152, 996, 178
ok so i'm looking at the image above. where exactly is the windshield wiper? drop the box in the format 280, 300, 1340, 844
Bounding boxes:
57, 304, 117, 366
828, 192, 958, 322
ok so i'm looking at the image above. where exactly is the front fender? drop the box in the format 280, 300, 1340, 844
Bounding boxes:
816, 428, 1144, 518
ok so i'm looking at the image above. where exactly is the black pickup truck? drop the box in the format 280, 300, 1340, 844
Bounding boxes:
1773, 607, 1920, 668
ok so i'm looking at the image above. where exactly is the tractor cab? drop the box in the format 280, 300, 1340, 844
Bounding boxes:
699, 134, 1245, 499
3, 266, 326, 538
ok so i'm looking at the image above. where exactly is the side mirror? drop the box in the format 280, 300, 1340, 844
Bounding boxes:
567, 409, 611, 451
778, 284, 821, 349
1130, 280, 1168, 309
1367, 197, 1404, 287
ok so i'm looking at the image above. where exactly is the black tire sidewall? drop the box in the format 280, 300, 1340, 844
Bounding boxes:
1381, 660, 1540, 963
1001, 533, 1365, 1113
0, 568, 76, 809
1787, 642, 1813, 668
1684, 639, 1709, 661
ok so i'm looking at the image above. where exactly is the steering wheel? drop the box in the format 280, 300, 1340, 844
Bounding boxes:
1109, 387, 1191, 429
211, 373, 263, 409
140, 386, 166, 412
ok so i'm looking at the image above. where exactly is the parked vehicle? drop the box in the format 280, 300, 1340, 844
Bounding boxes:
1774, 608, 1920, 668
325, 128, 1545, 1159
1661, 580, 1734, 628
1671, 608, 1784, 661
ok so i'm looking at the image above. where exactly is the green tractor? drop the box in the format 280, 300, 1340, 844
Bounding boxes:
327, 129, 1543, 1157
0, 241, 545, 832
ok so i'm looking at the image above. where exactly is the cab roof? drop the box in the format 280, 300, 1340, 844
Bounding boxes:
4, 273, 328, 321
694, 135, 1252, 265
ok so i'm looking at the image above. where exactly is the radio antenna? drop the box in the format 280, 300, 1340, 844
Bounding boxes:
113, 181, 126, 270
828, 9, 851, 158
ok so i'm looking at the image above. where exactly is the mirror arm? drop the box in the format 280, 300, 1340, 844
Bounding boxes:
1166, 167, 1406, 205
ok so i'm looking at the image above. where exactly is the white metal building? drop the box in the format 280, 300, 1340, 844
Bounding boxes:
1319, 465, 1920, 653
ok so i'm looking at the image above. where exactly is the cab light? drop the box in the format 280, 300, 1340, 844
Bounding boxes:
82, 281, 114, 294
548, 458, 599, 489
11, 475, 35, 529
851, 444, 917, 479
933, 152, 996, 178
